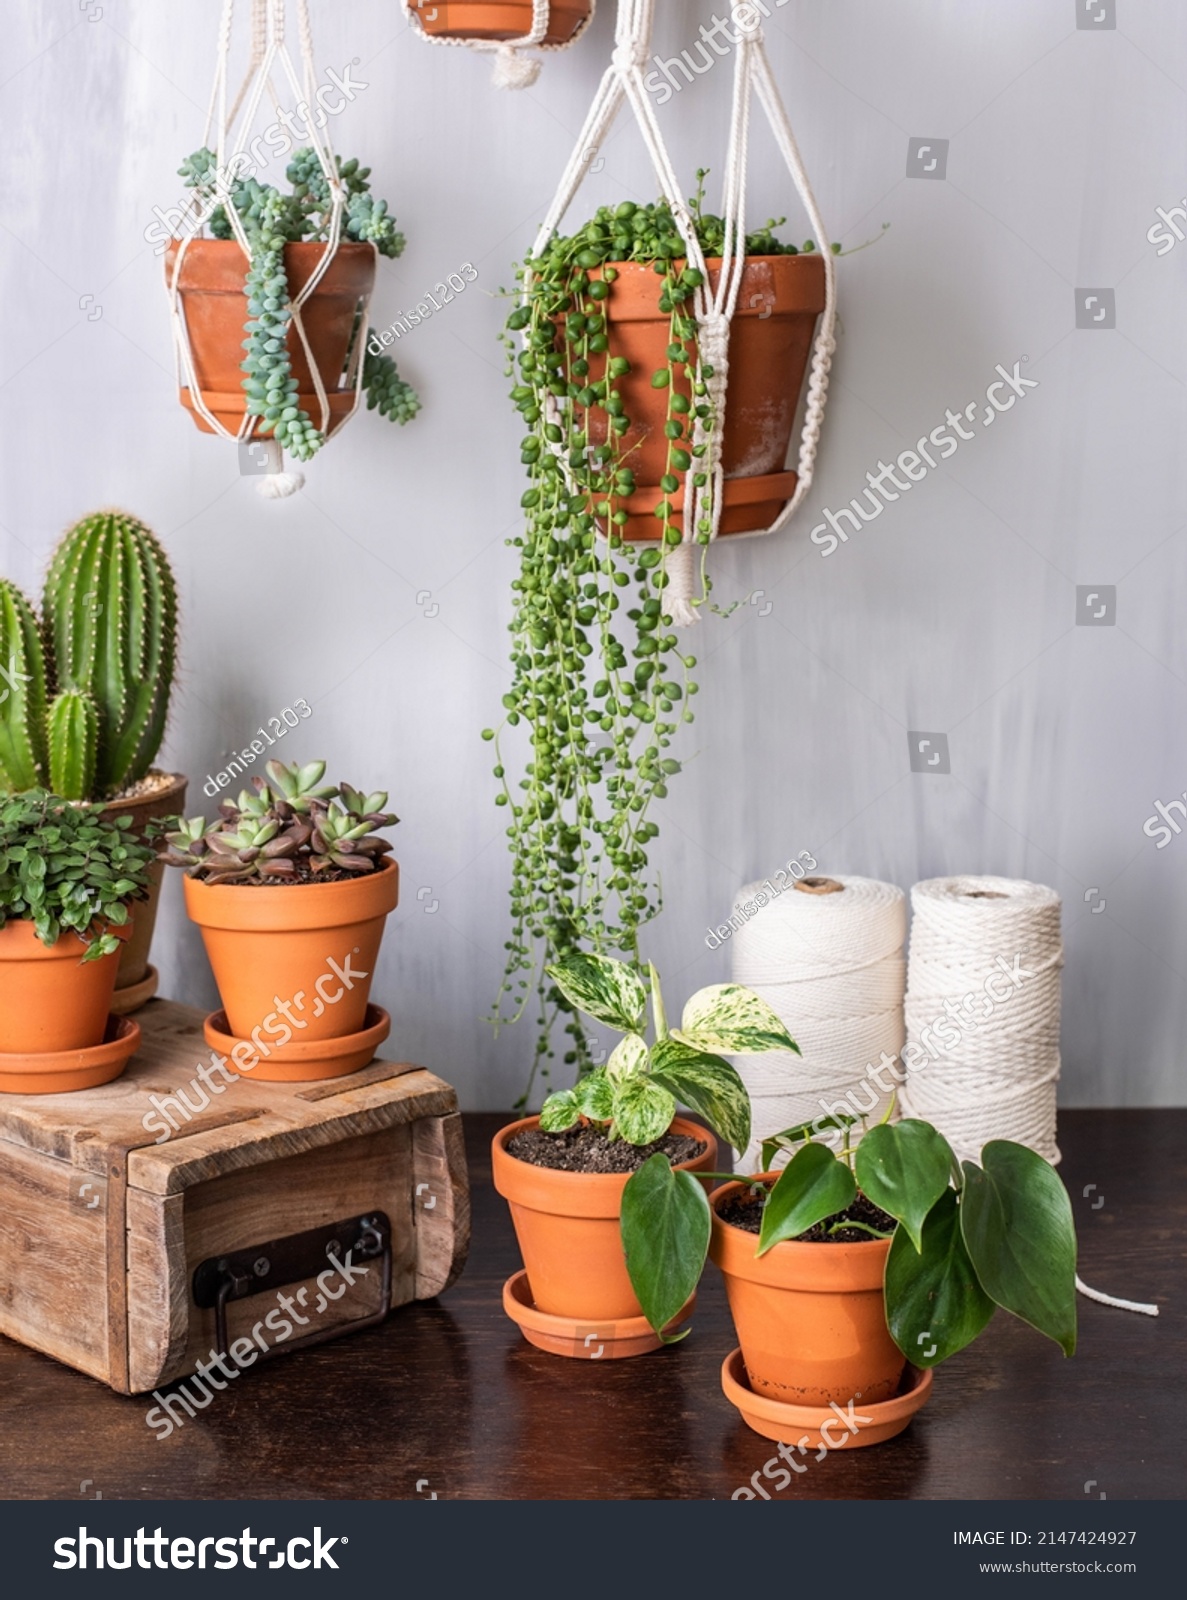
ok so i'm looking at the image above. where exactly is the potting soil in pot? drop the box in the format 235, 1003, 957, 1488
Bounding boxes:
506, 1123, 706, 1175
718, 1187, 897, 1244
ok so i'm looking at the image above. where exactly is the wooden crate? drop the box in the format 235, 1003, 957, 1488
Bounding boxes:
0, 1000, 469, 1394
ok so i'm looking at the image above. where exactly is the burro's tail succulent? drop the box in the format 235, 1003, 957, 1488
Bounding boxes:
0, 511, 177, 802
43, 510, 177, 798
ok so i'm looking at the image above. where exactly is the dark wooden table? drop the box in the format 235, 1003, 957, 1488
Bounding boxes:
1, 1110, 1182, 1501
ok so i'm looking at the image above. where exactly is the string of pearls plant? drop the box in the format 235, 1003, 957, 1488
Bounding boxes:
485, 176, 821, 1101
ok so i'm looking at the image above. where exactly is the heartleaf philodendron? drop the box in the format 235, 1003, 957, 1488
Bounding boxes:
854, 1119, 953, 1252
758, 1141, 857, 1255
621, 1154, 711, 1341
959, 1142, 1078, 1357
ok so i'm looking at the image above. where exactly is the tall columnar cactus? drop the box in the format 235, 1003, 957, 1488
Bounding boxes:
0, 580, 48, 792
0, 511, 177, 802
43, 510, 177, 798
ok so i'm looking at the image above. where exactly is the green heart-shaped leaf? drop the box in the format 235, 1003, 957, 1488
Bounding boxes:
677, 983, 799, 1056
539, 1089, 581, 1132
885, 1188, 996, 1366
758, 1141, 856, 1255
650, 1037, 750, 1154
575, 1069, 615, 1121
960, 1143, 1077, 1357
621, 1154, 711, 1338
855, 1120, 954, 1252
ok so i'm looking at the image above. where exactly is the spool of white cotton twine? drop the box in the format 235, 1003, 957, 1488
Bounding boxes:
900, 876, 1064, 1165
728, 875, 907, 1172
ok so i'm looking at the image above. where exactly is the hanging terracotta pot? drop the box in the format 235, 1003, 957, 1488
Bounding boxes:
709, 1178, 906, 1408
165, 240, 376, 440
492, 1114, 716, 1323
182, 859, 399, 1043
582, 252, 826, 541
0, 921, 131, 1058
413, 1, 592, 46
103, 772, 188, 1013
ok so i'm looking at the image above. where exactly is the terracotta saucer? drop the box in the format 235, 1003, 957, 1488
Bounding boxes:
110, 963, 159, 1016
0, 1015, 142, 1095
203, 1004, 391, 1082
721, 1347, 933, 1448
502, 1268, 695, 1359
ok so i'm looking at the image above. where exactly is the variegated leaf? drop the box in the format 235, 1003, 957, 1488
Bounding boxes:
606, 1032, 648, 1081
546, 952, 647, 1031
539, 1089, 581, 1132
650, 1037, 750, 1154
612, 1076, 676, 1146
575, 1070, 615, 1121
678, 983, 799, 1056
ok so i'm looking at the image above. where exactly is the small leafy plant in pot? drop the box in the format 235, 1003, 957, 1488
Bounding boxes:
0, 510, 185, 1012
167, 149, 419, 459
703, 1114, 1078, 1447
0, 791, 154, 1091
160, 761, 399, 1081
492, 950, 798, 1357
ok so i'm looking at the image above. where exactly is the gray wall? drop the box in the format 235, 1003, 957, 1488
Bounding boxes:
1, 0, 1184, 1109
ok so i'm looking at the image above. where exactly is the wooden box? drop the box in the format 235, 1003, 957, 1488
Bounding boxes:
0, 1000, 469, 1394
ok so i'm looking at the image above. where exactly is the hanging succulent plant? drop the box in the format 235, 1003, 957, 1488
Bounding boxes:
485, 177, 825, 1102
177, 146, 419, 460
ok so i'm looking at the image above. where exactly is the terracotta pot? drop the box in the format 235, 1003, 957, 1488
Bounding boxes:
203, 1003, 391, 1084
0, 1015, 141, 1096
580, 252, 826, 540
165, 240, 377, 439
710, 1179, 906, 1408
0, 920, 131, 1055
183, 858, 399, 1042
492, 1114, 717, 1322
414, 1, 591, 45
101, 772, 188, 1006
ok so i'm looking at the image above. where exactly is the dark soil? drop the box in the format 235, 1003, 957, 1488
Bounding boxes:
507, 1123, 706, 1175
717, 1186, 897, 1243
218, 861, 378, 887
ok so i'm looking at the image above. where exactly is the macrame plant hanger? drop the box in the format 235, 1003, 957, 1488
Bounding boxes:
168, 0, 373, 498
524, 0, 837, 624
402, 0, 597, 90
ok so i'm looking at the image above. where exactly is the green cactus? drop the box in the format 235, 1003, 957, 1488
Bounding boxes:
0, 580, 48, 793
47, 690, 99, 801
0, 511, 177, 803
43, 510, 177, 797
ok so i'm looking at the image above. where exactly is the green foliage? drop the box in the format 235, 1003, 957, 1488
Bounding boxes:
751, 1118, 1078, 1367
178, 146, 419, 456
489, 178, 811, 1092
539, 951, 794, 1154
0, 511, 177, 802
160, 759, 398, 886
621, 1153, 711, 1341
0, 790, 154, 959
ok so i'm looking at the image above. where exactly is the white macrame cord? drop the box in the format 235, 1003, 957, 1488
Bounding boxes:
523, 0, 837, 625
402, 1, 596, 90
167, 0, 374, 497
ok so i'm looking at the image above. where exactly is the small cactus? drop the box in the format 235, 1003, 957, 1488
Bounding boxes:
0, 510, 177, 802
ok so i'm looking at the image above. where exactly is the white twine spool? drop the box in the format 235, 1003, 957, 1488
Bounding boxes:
901, 876, 1064, 1166
729, 875, 906, 1170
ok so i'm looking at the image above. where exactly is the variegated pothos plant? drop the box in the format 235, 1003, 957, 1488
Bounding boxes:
539, 952, 799, 1156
